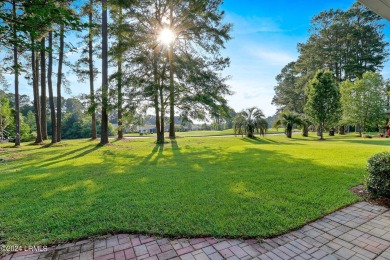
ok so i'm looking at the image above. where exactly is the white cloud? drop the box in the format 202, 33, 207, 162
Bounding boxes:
223, 77, 277, 116
246, 45, 297, 66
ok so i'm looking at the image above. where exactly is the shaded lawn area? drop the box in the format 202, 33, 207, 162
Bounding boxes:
0, 135, 389, 246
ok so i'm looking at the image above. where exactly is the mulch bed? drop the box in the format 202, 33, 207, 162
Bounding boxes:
351, 184, 390, 208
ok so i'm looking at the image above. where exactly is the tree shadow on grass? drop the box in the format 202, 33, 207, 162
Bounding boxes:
1, 145, 21, 149
4, 144, 103, 172
171, 139, 180, 154
240, 136, 304, 146
262, 138, 279, 143
40, 142, 74, 148
137, 143, 164, 166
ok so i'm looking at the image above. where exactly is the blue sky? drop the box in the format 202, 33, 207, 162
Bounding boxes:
221, 0, 390, 116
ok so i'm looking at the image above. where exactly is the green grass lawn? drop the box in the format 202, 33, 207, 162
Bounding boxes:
176, 129, 235, 136
0, 134, 389, 246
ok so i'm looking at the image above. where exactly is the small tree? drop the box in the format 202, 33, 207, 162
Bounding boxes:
273, 112, 303, 138
233, 107, 267, 138
340, 72, 387, 137
0, 96, 12, 141
305, 70, 341, 140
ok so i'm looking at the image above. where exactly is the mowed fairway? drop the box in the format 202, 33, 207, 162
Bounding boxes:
0, 135, 388, 246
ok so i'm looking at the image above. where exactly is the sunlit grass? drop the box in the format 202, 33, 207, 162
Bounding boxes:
0, 134, 388, 246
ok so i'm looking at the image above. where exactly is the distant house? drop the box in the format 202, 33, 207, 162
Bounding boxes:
190, 124, 201, 131
137, 124, 157, 134
137, 124, 192, 133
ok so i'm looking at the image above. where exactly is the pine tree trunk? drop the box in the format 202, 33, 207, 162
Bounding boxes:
117, 58, 123, 139
160, 107, 165, 141
287, 127, 292, 138
48, 32, 57, 143
153, 46, 163, 144
339, 125, 345, 135
31, 37, 43, 144
12, 0, 20, 146
100, 0, 109, 145
168, 45, 175, 139
117, 5, 123, 140
89, 0, 97, 140
302, 124, 309, 137
168, 2, 175, 139
154, 93, 162, 143
160, 82, 165, 141
40, 37, 48, 140
56, 24, 64, 142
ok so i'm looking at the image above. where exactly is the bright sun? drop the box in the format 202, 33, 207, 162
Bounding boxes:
158, 28, 175, 45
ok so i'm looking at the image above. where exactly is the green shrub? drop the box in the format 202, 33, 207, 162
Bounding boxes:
366, 152, 390, 197
21, 133, 36, 142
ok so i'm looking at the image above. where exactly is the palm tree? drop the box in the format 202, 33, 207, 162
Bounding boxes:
301, 118, 312, 137
258, 118, 268, 137
233, 114, 245, 137
233, 107, 267, 138
273, 112, 303, 138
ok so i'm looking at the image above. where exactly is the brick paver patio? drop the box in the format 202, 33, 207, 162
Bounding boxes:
3, 202, 390, 260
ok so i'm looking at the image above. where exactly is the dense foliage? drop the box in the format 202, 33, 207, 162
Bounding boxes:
272, 62, 305, 114
0, 93, 31, 141
340, 72, 387, 136
0, 92, 115, 140
305, 70, 341, 139
366, 152, 390, 197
